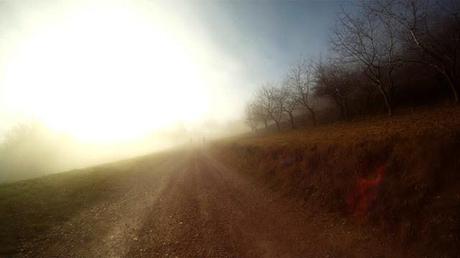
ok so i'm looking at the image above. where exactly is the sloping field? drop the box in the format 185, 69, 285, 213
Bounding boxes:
1, 149, 406, 258
212, 106, 460, 257
1, 106, 459, 257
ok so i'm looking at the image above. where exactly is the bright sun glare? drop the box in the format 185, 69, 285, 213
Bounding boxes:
2, 1, 211, 142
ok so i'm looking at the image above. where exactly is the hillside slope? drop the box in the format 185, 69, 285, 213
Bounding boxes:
1, 106, 459, 257
212, 106, 460, 257
1, 149, 407, 257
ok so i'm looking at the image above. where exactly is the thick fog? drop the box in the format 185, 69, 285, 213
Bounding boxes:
0, 120, 247, 183
0, 0, 340, 182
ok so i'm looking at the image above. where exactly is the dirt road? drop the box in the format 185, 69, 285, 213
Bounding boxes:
18, 149, 401, 257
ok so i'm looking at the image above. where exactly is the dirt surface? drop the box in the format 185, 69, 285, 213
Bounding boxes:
16, 148, 404, 258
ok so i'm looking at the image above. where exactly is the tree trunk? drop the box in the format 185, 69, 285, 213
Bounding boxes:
333, 96, 345, 121
343, 99, 350, 120
382, 92, 393, 116
274, 120, 281, 131
376, 84, 393, 116
338, 104, 345, 120
288, 112, 295, 129
306, 106, 317, 126
446, 73, 459, 103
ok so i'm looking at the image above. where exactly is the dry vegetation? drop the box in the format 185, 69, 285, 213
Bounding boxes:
0, 151, 171, 256
213, 105, 460, 257
1, 106, 458, 257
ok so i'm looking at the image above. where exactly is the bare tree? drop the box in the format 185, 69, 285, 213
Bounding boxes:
256, 84, 284, 131
286, 59, 318, 125
368, 0, 460, 102
280, 82, 298, 128
332, 2, 402, 116
245, 94, 271, 131
315, 60, 354, 120
245, 103, 259, 132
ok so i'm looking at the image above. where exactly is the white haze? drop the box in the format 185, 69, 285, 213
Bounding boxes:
0, 0, 251, 181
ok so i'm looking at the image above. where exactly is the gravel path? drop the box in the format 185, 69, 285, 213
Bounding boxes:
19, 149, 404, 258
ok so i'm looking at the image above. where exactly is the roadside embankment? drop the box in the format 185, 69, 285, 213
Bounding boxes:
212, 106, 460, 257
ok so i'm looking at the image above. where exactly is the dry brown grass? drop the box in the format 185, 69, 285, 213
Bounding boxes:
212, 105, 460, 257
229, 105, 460, 147
0, 150, 173, 256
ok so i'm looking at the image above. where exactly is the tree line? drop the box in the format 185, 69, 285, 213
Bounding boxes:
246, 0, 460, 131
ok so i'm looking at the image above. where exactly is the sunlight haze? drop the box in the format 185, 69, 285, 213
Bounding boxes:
0, 0, 342, 181
1, 0, 460, 256
0, 0, 242, 142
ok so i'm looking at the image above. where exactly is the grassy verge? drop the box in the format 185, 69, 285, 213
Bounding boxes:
212, 106, 460, 257
0, 151, 169, 256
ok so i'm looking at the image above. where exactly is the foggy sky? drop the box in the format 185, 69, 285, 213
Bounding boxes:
0, 0, 346, 139
0, 0, 352, 181
191, 0, 344, 82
